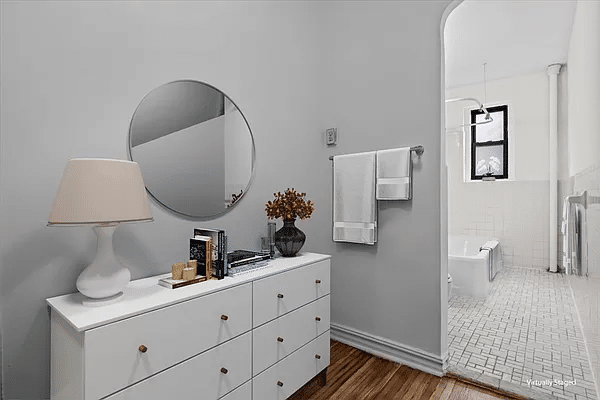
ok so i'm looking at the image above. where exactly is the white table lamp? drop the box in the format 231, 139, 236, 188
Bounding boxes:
48, 158, 153, 305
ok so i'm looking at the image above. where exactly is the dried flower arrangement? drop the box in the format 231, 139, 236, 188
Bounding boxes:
265, 188, 315, 221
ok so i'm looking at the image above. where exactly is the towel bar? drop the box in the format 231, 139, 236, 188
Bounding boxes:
329, 145, 424, 160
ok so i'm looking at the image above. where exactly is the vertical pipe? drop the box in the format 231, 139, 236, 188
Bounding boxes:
548, 64, 561, 272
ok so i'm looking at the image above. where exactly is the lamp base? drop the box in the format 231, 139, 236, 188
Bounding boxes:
77, 225, 130, 304
81, 292, 124, 307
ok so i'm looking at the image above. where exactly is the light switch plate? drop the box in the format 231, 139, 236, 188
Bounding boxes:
326, 128, 337, 146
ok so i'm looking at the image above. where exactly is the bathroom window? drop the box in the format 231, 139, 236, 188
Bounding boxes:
470, 104, 508, 180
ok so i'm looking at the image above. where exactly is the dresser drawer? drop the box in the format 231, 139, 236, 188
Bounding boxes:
85, 283, 252, 400
253, 295, 330, 375
105, 331, 251, 400
220, 380, 251, 400
253, 260, 330, 327
252, 331, 330, 400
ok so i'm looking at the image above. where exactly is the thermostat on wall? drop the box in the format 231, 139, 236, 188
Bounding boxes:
325, 128, 337, 146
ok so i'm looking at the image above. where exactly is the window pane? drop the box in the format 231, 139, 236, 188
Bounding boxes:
475, 145, 504, 176
475, 110, 504, 142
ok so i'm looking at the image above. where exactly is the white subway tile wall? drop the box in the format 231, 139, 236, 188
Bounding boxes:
449, 180, 550, 269
557, 163, 600, 399
559, 162, 600, 277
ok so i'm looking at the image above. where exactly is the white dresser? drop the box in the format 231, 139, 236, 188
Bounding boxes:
47, 252, 331, 400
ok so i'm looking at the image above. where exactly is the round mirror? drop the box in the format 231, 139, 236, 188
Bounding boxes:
128, 80, 255, 219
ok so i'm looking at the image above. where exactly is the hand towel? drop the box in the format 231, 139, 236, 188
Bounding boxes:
376, 147, 412, 200
561, 196, 569, 235
562, 196, 572, 268
481, 240, 500, 281
333, 151, 377, 245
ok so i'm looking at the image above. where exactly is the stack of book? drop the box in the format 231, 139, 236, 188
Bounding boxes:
158, 275, 207, 289
227, 250, 271, 276
191, 228, 228, 280
227, 262, 271, 276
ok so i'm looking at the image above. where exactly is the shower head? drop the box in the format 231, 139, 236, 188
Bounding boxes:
445, 97, 493, 130
479, 104, 492, 121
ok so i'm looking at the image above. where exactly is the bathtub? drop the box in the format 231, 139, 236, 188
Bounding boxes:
448, 235, 502, 298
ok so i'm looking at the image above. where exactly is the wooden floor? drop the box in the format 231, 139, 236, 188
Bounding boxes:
289, 340, 517, 400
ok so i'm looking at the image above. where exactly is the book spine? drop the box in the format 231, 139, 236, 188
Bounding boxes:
229, 253, 271, 268
214, 231, 220, 279
158, 280, 172, 289
171, 279, 198, 289
223, 232, 229, 275
218, 230, 226, 279
159, 278, 204, 289
207, 237, 213, 279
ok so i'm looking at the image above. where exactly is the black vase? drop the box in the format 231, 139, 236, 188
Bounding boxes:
274, 219, 306, 257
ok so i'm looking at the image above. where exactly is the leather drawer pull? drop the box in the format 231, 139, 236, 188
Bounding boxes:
138, 345, 148, 353
315, 316, 321, 321
221, 367, 228, 374
277, 294, 284, 299
221, 315, 229, 321
277, 337, 284, 343
316, 279, 321, 284
277, 381, 284, 387
315, 354, 321, 359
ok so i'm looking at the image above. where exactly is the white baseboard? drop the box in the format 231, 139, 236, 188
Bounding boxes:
330, 323, 447, 377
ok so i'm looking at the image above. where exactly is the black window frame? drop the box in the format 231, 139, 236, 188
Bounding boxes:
470, 104, 508, 180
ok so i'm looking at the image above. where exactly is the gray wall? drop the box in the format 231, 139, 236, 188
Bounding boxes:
322, 0, 449, 356
0, 1, 451, 398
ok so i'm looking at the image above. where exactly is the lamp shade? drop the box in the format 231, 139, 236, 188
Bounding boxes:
48, 158, 153, 225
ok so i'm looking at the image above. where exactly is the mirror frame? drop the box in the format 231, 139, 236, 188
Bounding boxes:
127, 80, 256, 219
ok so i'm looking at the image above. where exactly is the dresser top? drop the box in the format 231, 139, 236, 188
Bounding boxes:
46, 252, 330, 332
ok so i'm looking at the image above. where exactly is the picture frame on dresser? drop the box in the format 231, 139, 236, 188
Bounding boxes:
47, 252, 331, 400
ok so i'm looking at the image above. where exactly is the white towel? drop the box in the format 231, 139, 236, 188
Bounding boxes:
376, 147, 412, 200
562, 196, 572, 268
333, 151, 377, 245
480, 240, 500, 281
561, 197, 569, 235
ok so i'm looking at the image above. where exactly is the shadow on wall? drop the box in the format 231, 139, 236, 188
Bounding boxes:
0, 226, 154, 398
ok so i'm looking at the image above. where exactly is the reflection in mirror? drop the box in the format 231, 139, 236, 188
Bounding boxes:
129, 80, 255, 218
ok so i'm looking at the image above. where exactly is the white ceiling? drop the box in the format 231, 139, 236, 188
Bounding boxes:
444, 0, 577, 89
